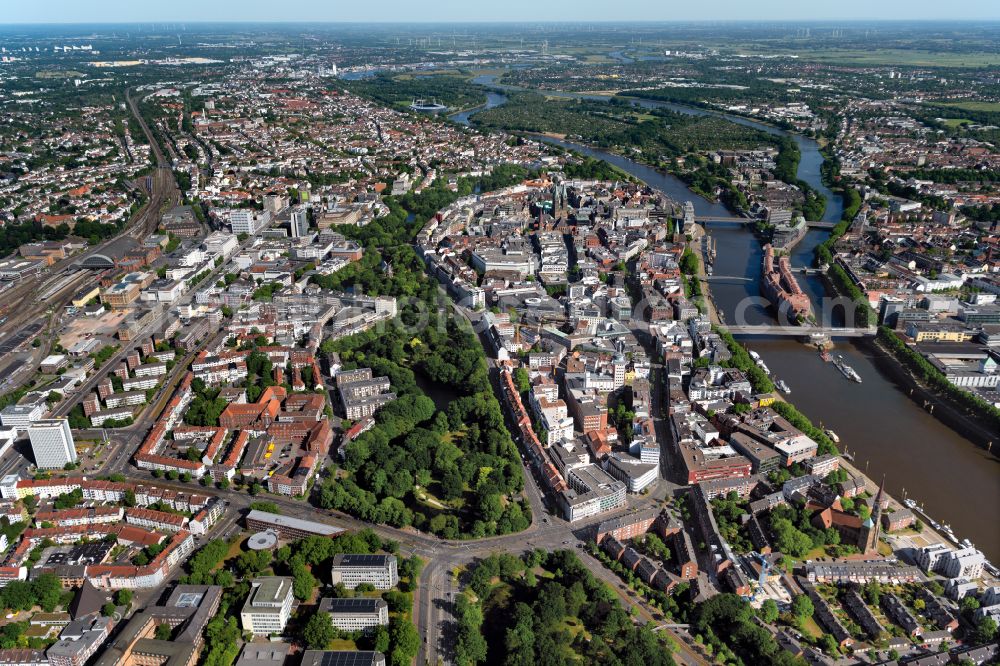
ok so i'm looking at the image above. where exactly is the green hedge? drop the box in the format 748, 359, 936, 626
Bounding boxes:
814, 188, 861, 266
827, 263, 874, 328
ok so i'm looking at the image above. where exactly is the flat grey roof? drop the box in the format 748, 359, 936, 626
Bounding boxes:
300, 652, 384, 666
245, 510, 345, 537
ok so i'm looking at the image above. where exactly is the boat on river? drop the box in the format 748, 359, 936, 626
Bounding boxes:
824, 429, 840, 443
776, 379, 790, 394
749, 350, 771, 376
833, 355, 862, 383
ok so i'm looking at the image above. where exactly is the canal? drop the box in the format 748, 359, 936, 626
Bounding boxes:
454, 75, 999, 559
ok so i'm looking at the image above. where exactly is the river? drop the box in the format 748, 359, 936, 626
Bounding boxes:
452, 74, 999, 559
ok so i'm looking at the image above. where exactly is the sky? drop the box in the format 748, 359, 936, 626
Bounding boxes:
2, 0, 998, 23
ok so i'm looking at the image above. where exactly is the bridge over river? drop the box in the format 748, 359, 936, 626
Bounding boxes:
706, 267, 825, 283
724, 325, 877, 338
697, 216, 838, 230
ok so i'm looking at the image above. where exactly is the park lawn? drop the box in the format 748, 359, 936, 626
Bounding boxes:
328, 639, 357, 651
35, 69, 86, 78
439, 430, 462, 445
464, 68, 506, 82
413, 487, 448, 510
793, 545, 829, 563
217, 538, 252, 571
799, 616, 824, 639
411, 69, 466, 77
941, 118, 975, 128
561, 617, 592, 641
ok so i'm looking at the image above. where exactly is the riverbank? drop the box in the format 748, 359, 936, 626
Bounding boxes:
455, 74, 998, 557
865, 333, 1000, 451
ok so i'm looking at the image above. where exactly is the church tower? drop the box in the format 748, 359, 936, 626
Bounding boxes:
859, 477, 885, 554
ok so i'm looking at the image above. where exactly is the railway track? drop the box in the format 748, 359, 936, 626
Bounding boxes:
0, 88, 179, 364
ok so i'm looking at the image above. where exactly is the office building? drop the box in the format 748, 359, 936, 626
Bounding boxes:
319, 597, 388, 632
240, 577, 294, 635
290, 207, 309, 238
27, 420, 77, 469
330, 554, 398, 590
244, 510, 346, 540
230, 210, 271, 236
0, 403, 46, 432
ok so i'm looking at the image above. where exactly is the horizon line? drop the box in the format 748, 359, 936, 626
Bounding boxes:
4, 18, 1000, 26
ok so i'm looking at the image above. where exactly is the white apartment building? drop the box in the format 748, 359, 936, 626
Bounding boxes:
330, 554, 398, 590
530, 393, 574, 446
122, 376, 159, 391
240, 577, 295, 635
89, 408, 134, 427
943, 547, 986, 580
27, 419, 77, 469
132, 362, 167, 378
917, 543, 986, 580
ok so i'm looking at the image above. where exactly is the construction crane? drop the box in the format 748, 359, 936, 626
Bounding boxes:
747, 552, 771, 602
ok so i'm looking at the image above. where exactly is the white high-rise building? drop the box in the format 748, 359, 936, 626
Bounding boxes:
231, 209, 271, 236
612, 354, 627, 390
290, 207, 309, 238
27, 419, 77, 469
231, 210, 257, 236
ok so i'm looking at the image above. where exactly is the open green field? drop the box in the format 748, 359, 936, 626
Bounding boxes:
939, 101, 1000, 113
770, 48, 1000, 68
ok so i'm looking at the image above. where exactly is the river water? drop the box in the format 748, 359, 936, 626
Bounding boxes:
452, 75, 1000, 559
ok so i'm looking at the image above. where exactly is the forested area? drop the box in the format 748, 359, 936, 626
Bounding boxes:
456, 550, 676, 666
962, 203, 1000, 223
343, 73, 486, 110
314, 168, 532, 539
473, 93, 778, 160
692, 594, 808, 666
826, 263, 875, 328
